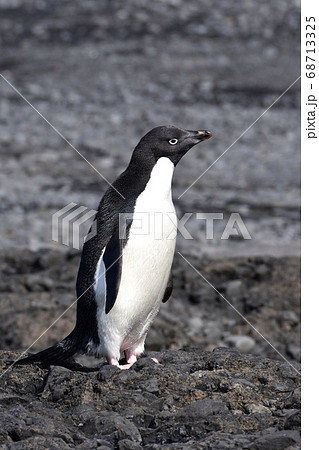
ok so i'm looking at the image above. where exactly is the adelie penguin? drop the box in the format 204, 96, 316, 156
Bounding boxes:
18, 125, 212, 371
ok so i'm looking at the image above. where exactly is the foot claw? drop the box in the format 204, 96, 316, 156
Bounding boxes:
118, 363, 135, 370
126, 354, 137, 365
109, 355, 137, 370
109, 356, 162, 369
151, 357, 163, 365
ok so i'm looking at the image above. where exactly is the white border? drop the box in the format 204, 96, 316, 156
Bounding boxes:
302, 0, 319, 447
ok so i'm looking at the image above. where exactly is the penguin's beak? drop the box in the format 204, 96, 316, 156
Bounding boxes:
195, 130, 213, 140
188, 130, 213, 141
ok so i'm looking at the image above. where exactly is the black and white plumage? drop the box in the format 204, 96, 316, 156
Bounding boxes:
18, 126, 212, 370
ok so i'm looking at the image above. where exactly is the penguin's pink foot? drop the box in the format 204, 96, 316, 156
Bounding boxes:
109, 357, 120, 366
126, 354, 137, 365
109, 355, 161, 370
118, 354, 138, 370
119, 356, 161, 369
117, 363, 135, 370
109, 355, 137, 370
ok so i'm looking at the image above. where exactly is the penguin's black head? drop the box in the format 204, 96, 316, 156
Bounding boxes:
133, 125, 212, 166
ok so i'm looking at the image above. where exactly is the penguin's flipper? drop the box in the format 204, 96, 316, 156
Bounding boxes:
162, 271, 173, 303
99, 214, 134, 315
103, 233, 124, 314
16, 330, 81, 368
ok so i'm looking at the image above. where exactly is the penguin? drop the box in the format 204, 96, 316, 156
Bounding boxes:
18, 125, 212, 370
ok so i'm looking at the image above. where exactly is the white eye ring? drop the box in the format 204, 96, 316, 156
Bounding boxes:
169, 138, 178, 145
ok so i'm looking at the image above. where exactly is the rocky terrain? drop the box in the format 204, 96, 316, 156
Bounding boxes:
0, 0, 300, 448
0, 249, 300, 448
0, 348, 300, 449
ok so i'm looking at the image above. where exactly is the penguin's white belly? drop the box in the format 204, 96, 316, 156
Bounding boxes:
96, 157, 177, 359
110, 209, 176, 350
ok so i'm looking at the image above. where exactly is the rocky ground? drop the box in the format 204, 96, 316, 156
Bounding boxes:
0, 249, 300, 448
0, 348, 300, 449
0, 0, 300, 448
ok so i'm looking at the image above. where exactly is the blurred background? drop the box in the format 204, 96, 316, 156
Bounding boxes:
0, 0, 300, 366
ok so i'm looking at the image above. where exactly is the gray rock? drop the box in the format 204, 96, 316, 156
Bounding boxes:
245, 403, 271, 415
284, 387, 301, 409
287, 344, 301, 362
255, 264, 270, 279
226, 280, 244, 298
177, 398, 227, 419
284, 410, 301, 430
141, 377, 160, 395
97, 364, 119, 381
248, 430, 300, 449
270, 382, 290, 393
118, 439, 143, 450
81, 410, 142, 443
281, 310, 299, 325
225, 335, 256, 352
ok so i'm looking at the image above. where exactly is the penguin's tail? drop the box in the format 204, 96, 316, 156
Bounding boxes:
16, 330, 95, 372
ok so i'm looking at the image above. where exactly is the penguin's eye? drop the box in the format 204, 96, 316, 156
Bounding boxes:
169, 138, 178, 145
